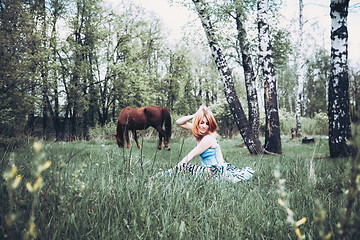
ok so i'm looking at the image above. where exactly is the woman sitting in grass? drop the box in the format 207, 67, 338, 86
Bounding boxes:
166, 106, 254, 183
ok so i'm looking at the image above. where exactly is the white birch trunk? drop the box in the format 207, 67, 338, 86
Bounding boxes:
235, 6, 260, 138
257, 0, 282, 153
295, 0, 304, 137
328, 0, 352, 158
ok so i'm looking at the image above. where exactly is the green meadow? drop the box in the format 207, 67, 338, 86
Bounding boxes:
1, 135, 359, 239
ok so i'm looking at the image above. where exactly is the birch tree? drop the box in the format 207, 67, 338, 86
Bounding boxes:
234, 2, 260, 138
328, 0, 352, 158
192, 0, 263, 154
257, 0, 282, 153
205, 1, 261, 138
295, 0, 305, 137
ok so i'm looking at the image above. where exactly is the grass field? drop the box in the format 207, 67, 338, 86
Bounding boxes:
1, 135, 359, 239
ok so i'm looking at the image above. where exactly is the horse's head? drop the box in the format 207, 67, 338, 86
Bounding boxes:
114, 134, 124, 148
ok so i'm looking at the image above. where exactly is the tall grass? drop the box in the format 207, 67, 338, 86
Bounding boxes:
1, 135, 359, 239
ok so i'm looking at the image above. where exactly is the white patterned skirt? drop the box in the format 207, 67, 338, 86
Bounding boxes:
165, 163, 254, 183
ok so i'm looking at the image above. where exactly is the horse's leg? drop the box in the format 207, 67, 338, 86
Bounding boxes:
154, 126, 165, 150
133, 129, 141, 149
125, 129, 131, 148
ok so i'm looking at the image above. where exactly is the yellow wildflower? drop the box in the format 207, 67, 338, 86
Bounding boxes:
295, 228, 302, 239
11, 175, 22, 189
325, 232, 332, 239
296, 217, 307, 227
11, 165, 17, 177
33, 177, 43, 191
37, 161, 51, 174
29, 221, 36, 232
26, 182, 33, 192
4, 165, 18, 180
33, 142, 42, 153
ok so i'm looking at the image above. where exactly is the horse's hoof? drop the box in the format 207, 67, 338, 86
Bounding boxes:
166, 147, 171, 151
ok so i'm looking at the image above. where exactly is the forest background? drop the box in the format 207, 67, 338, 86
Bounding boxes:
0, 0, 359, 141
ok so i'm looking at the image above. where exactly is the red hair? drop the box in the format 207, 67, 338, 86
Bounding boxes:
192, 106, 217, 140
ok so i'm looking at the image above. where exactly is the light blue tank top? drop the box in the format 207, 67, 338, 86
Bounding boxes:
198, 136, 227, 167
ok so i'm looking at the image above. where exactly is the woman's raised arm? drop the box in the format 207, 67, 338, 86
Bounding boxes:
175, 114, 194, 130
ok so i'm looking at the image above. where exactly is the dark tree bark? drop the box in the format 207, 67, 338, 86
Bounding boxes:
328, 0, 352, 158
257, 0, 282, 154
39, 0, 66, 141
33, 0, 50, 139
68, 0, 86, 140
52, 1, 61, 141
192, 0, 263, 154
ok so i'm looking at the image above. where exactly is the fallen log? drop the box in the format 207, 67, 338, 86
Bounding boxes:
302, 137, 315, 144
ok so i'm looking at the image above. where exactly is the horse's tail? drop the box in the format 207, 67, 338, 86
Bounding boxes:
115, 116, 124, 147
162, 107, 172, 140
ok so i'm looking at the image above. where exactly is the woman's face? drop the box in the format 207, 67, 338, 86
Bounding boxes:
199, 116, 210, 134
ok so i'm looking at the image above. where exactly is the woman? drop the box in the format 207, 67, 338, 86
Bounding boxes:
167, 106, 254, 183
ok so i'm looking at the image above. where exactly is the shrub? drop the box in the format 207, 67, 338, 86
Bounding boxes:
279, 111, 328, 137
88, 122, 117, 141
301, 112, 328, 136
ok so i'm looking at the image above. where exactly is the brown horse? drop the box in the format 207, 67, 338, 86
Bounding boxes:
115, 105, 171, 150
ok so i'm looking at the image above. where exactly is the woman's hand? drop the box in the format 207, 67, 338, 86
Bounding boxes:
175, 134, 216, 167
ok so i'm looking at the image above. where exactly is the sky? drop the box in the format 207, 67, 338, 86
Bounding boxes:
105, 0, 360, 68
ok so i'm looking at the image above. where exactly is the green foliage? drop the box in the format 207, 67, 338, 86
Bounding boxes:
279, 110, 328, 137
272, 29, 293, 72
349, 67, 360, 122
88, 122, 117, 141
2, 142, 52, 239
158, 48, 194, 113
274, 169, 307, 240
211, 100, 239, 138
277, 64, 297, 112
1, 137, 359, 239
301, 112, 328, 136
337, 121, 360, 239
0, 0, 40, 136
1, 0, 221, 138
305, 49, 330, 117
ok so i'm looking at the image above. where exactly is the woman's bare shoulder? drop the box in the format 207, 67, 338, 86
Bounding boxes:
202, 133, 218, 147
211, 132, 218, 138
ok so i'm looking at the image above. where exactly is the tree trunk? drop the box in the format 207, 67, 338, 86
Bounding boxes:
69, 0, 86, 140
257, 0, 282, 154
349, 68, 359, 123
295, 0, 305, 137
328, 0, 352, 158
37, 0, 49, 139
192, 0, 263, 154
235, 5, 260, 139
52, 12, 60, 141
